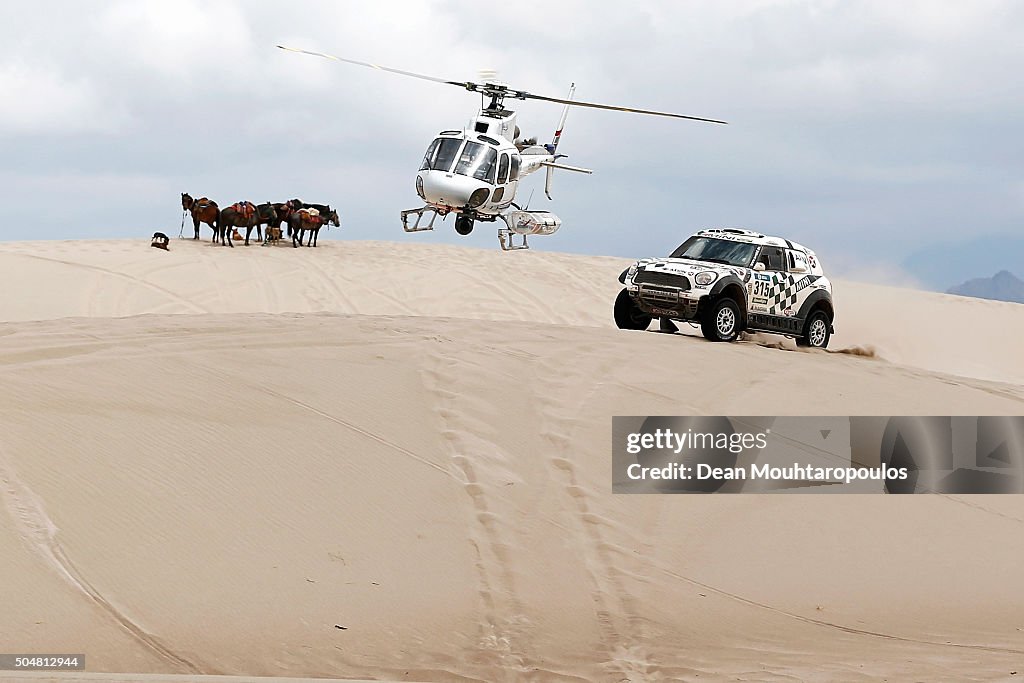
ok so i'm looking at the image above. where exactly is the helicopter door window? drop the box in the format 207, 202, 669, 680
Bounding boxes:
428, 137, 463, 172
477, 148, 497, 183
509, 154, 520, 181
498, 154, 510, 184
454, 142, 498, 184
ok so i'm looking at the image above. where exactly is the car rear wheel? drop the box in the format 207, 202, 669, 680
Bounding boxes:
614, 289, 652, 330
796, 310, 831, 349
701, 297, 741, 342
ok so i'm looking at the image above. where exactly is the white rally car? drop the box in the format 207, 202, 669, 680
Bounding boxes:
614, 228, 835, 347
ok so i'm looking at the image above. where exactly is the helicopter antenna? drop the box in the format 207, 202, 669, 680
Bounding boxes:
276, 46, 728, 124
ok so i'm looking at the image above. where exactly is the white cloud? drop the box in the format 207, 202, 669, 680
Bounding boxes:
0, 62, 127, 134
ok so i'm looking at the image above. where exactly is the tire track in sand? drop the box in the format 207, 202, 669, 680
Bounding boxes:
301, 246, 415, 317
532, 339, 1024, 660
417, 342, 537, 681
7, 252, 210, 315
0, 447, 203, 674
530, 340, 652, 677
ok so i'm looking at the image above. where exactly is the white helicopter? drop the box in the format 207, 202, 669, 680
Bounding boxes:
277, 46, 727, 250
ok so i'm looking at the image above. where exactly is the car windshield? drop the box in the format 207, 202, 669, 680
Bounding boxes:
670, 237, 758, 267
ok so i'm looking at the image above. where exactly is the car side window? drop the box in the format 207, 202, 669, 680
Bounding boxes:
788, 250, 809, 272
757, 246, 785, 271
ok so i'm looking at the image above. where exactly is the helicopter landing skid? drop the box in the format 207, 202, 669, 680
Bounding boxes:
497, 228, 530, 251
401, 206, 441, 232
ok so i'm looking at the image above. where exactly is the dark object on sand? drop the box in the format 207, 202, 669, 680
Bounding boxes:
151, 232, 170, 250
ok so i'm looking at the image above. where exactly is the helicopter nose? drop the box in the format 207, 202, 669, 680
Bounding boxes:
419, 171, 485, 208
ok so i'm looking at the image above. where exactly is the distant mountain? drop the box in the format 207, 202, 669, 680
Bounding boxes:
902, 236, 1024, 290
947, 270, 1024, 303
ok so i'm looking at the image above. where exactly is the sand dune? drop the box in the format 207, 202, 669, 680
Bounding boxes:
1, 238, 1023, 682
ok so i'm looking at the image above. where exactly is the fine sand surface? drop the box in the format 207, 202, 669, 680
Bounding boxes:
1, 238, 1022, 682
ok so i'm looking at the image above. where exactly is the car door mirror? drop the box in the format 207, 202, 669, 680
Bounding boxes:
753, 262, 766, 272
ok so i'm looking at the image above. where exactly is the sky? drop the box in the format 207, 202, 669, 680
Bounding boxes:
2, 0, 1022, 287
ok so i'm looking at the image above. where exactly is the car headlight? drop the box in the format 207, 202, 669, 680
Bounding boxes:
628, 264, 639, 277
694, 271, 718, 286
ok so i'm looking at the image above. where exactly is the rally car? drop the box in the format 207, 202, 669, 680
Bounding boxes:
614, 228, 835, 347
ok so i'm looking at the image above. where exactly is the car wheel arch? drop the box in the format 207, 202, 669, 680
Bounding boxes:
710, 277, 748, 327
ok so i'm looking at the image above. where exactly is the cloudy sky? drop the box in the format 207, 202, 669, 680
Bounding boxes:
3, 1, 1022, 286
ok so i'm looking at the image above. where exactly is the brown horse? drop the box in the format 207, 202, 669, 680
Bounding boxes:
290, 208, 340, 247
181, 193, 219, 241
271, 199, 304, 238
218, 201, 277, 246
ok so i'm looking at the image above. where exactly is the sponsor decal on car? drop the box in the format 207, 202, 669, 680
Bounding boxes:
753, 297, 769, 305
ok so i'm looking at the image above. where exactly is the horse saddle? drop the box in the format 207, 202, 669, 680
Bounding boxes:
231, 202, 256, 220
195, 199, 214, 210
297, 208, 322, 225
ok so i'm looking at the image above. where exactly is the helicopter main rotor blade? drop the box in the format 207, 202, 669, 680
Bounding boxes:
524, 92, 727, 124
277, 45, 726, 124
276, 45, 472, 89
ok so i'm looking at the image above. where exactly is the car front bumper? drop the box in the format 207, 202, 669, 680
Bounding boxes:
629, 285, 704, 320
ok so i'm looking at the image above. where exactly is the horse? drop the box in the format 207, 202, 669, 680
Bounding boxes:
301, 202, 333, 216
181, 193, 219, 241
218, 201, 277, 246
271, 199, 303, 238
252, 202, 282, 243
290, 208, 339, 247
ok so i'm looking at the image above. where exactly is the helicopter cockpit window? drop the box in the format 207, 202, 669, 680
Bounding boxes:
454, 141, 498, 183
419, 139, 439, 171
421, 137, 464, 172
498, 154, 510, 184
509, 154, 521, 181
433, 138, 463, 172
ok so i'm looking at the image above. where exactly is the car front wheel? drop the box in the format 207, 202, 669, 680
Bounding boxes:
701, 297, 741, 342
797, 310, 831, 349
614, 289, 652, 330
